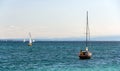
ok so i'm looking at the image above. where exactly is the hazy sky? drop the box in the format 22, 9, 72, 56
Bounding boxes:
0, 0, 120, 39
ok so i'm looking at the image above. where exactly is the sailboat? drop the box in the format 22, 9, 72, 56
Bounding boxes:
79, 11, 92, 59
28, 32, 32, 46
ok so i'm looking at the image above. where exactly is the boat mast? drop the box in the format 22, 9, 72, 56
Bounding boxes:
86, 11, 89, 47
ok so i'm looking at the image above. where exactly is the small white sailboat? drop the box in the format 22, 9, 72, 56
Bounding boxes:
28, 32, 32, 46
79, 11, 92, 59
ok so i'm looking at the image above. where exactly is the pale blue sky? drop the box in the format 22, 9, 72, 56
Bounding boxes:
0, 0, 120, 39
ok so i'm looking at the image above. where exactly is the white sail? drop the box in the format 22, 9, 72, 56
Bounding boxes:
29, 38, 32, 44
29, 32, 32, 44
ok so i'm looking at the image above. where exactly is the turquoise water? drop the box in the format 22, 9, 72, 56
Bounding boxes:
0, 41, 120, 71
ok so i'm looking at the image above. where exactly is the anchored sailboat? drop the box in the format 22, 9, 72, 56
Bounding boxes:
28, 32, 32, 46
79, 11, 92, 59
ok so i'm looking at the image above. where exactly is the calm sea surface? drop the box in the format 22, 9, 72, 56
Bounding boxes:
0, 41, 120, 71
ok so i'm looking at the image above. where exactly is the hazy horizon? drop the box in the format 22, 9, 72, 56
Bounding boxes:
0, 0, 120, 40
1, 35, 120, 41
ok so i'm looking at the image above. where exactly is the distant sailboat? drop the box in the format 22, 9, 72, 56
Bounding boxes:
79, 11, 92, 59
28, 32, 32, 46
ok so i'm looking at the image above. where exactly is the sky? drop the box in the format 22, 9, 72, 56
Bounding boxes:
0, 0, 120, 40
